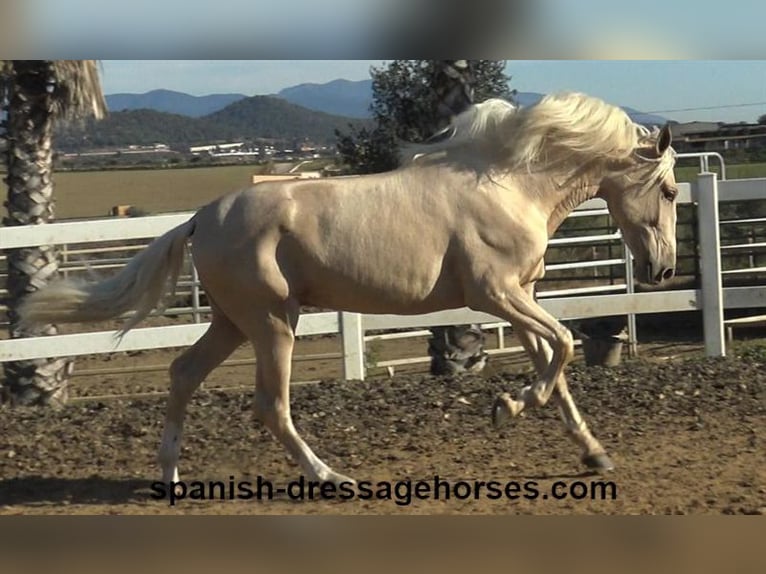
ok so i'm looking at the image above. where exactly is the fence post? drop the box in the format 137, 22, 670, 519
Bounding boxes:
340, 312, 365, 380
190, 262, 201, 324
696, 173, 726, 357
62, 244, 69, 280
623, 244, 638, 357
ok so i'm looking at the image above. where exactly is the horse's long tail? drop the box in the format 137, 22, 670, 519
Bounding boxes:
17, 217, 196, 335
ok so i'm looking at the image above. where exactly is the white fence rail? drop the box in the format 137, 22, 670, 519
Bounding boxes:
2, 174, 766, 380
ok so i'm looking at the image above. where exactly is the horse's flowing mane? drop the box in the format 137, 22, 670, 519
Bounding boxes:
402, 91, 675, 187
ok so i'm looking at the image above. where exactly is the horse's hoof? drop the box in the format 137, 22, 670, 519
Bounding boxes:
582, 453, 615, 473
322, 470, 356, 488
492, 393, 522, 428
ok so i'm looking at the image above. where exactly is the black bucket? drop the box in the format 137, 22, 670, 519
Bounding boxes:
581, 336, 624, 367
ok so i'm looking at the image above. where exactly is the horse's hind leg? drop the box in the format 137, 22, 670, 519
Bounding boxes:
473, 280, 574, 414
248, 299, 355, 486
158, 306, 245, 483
501, 321, 614, 472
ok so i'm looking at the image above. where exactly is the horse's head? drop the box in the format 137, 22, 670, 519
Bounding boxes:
598, 124, 678, 285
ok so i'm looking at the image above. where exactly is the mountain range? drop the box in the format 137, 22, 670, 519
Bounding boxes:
59, 79, 670, 153
105, 89, 247, 118
105, 79, 669, 127
57, 95, 370, 151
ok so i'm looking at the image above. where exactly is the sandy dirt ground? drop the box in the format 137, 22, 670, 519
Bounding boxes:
2, 166, 764, 515
1, 337, 764, 515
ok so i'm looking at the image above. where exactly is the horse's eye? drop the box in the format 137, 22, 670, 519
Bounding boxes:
662, 186, 678, 202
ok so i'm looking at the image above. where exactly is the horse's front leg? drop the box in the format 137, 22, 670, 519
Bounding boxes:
500, 285, 614, 471
471, 278, 575, 417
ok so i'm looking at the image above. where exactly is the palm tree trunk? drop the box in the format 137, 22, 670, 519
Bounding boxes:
2, 61, 73, 407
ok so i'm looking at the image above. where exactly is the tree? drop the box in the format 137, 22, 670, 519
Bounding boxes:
336, 60, 512, 374
1, 60, 106, 407
758, 114, 766, 125
336, 60, 513, 174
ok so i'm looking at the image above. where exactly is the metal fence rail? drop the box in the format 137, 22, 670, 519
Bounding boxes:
676, 152, 727, 180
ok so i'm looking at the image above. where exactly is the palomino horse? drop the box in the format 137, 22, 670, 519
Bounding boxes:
19, 91, 678, 486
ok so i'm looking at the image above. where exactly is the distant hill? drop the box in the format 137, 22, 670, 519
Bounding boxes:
102, 83, 667, 128
56, 109, 220, 151
622, 107, 669, 127
275, 82, 667, 127
277, 79, 373, 118
56, 95, 370, 152
106, 89, 247, 118
511, 91, 544, 108
71, 81, 666, 152
205, 95, 367, 141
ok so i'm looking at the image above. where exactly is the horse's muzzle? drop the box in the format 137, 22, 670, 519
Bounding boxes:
656, 267, 675, 282
645, 263, 675, 285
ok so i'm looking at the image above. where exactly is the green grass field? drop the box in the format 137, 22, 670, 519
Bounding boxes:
674, 162, 766, 182
3, 161, 766, 221
1, 164, 263, 220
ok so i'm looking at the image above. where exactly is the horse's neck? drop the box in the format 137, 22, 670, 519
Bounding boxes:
545, 179, 601, 236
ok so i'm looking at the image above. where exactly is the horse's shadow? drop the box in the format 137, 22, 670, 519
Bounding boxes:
0, 475, 337, 509
524, 470, 607, 480
0, 476, 153, 508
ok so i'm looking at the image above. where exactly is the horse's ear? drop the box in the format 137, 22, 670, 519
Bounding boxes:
655, 123, 672, 155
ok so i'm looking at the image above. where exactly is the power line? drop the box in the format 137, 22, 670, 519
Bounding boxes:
646, 101, 766, 114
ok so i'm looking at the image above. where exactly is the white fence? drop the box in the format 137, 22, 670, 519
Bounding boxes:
2, 173, 766, 380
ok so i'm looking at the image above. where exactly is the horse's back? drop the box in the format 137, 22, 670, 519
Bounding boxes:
189, 169, 472, 312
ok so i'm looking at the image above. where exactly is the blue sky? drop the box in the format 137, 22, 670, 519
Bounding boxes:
29, 0, 766, 60
99, 61, 766, 124
23, 1, 766, 123
530, 0, 766, 59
